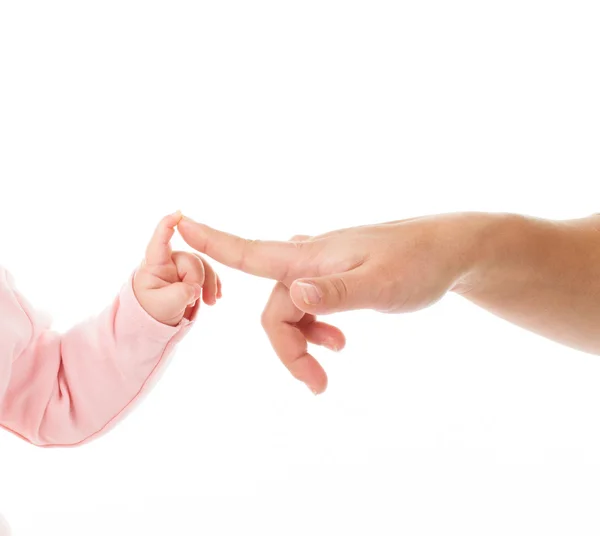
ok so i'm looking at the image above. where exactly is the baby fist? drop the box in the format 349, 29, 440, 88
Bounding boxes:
133, 212, 221, 326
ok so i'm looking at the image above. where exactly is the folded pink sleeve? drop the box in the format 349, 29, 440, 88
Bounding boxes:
0, 266, 196, 447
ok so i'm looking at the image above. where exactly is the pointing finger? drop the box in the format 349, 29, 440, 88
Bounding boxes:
178, 217, 309, 281
146, 211, 182, 265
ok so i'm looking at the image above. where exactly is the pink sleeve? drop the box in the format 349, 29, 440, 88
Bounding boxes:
0, 266, 196, 447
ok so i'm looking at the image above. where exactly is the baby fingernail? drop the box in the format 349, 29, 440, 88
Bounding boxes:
296, 282, 322, 305
307, 385, 319, 396
192, 284, 202, 301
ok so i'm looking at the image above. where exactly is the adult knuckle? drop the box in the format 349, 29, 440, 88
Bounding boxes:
330, 277, 348, 302
288, 358, 307, 381
239, 238, 260, 270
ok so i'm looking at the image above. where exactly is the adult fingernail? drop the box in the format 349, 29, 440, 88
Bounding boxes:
296, 282, 322, 305
172, 210, 183, 222
307, 384, 320, 396
324, 339, 340, 352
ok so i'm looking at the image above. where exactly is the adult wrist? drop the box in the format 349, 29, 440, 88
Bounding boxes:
450, 212, 526, 296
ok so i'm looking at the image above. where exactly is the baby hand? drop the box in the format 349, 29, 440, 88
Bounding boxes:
133, 212, 222, 326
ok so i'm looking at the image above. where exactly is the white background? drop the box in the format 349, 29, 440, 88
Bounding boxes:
1, 1, 600, 534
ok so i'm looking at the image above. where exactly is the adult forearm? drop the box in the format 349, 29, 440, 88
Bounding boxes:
454, 213, 600, 355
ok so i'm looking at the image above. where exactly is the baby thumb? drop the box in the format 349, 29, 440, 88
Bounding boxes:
290, 270, 369, 315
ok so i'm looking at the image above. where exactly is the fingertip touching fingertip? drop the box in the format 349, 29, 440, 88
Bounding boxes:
178, 214, 195, 226
165, 210, 182, 225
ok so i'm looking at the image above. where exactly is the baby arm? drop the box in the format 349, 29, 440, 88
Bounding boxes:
0, 212, 219, 447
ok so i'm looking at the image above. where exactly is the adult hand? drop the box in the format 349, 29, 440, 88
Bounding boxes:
178, 213, 487, 393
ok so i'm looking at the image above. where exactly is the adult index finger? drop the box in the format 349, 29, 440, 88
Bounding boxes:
178, 216, 307, 282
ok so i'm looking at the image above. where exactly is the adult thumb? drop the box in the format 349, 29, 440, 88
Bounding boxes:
290, 269, 370, 315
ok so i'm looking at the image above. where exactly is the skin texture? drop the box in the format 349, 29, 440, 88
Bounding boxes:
177, 212, 600, 394
134, 212, 221, 327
